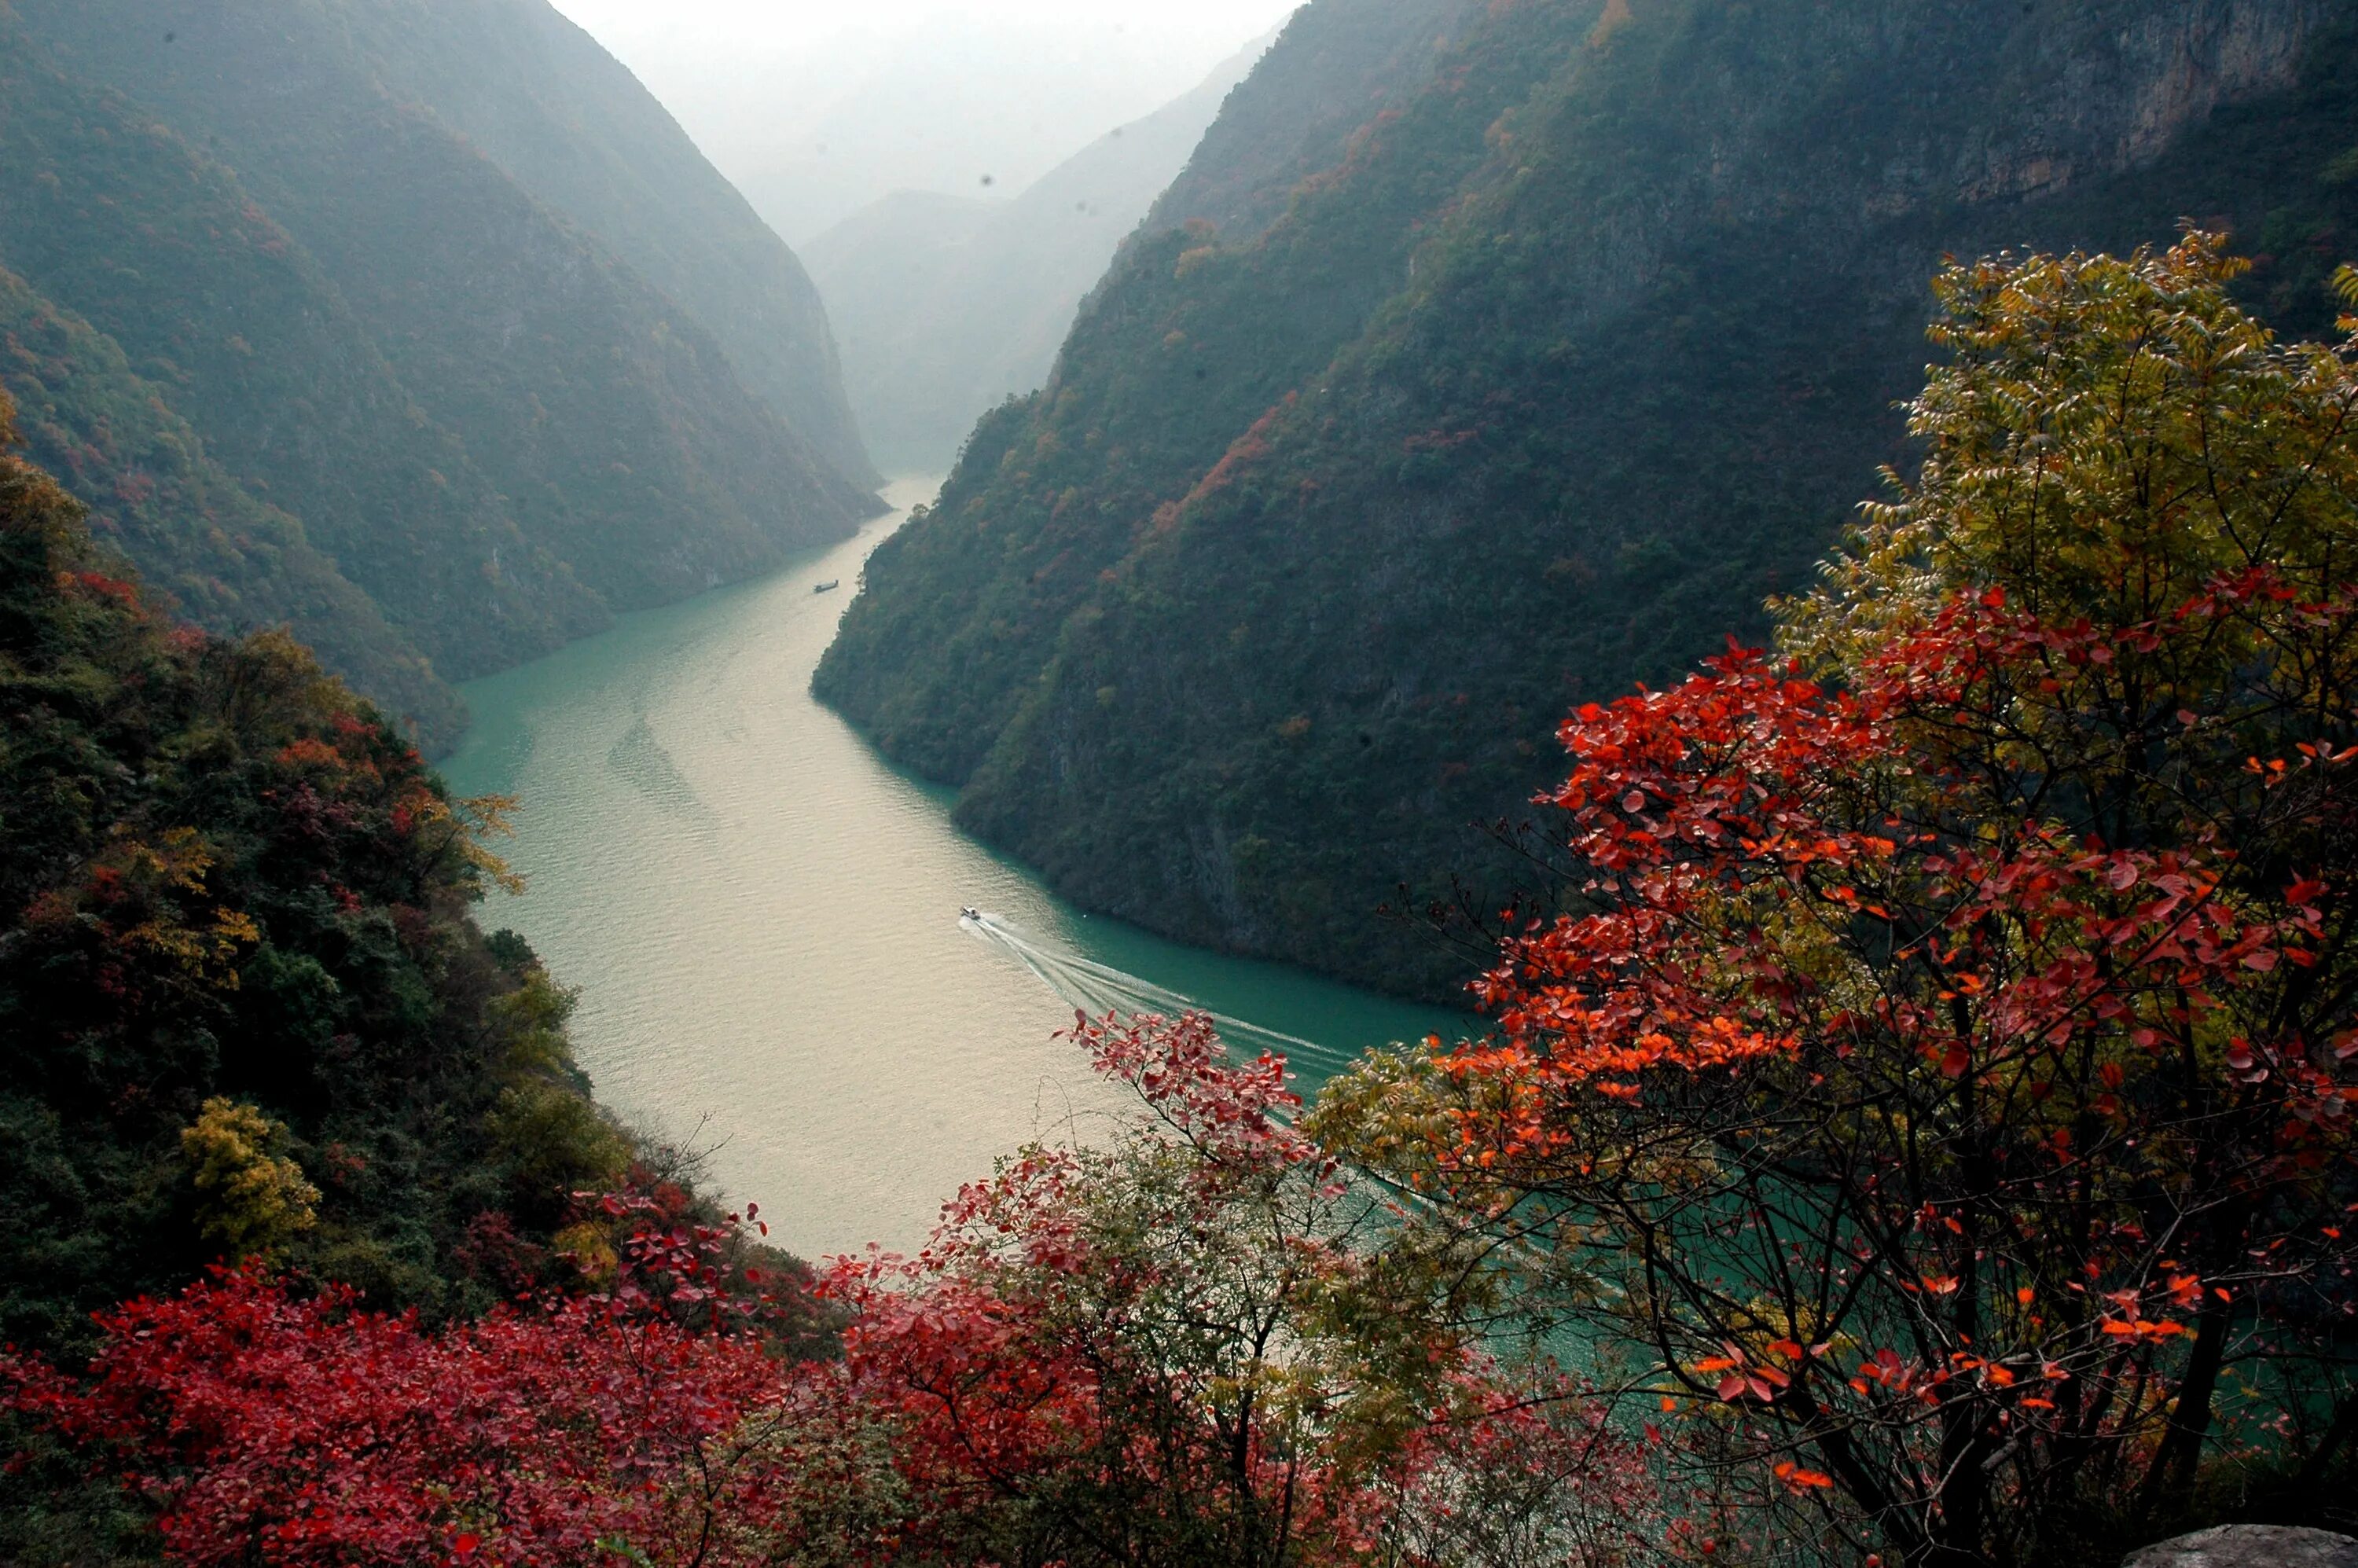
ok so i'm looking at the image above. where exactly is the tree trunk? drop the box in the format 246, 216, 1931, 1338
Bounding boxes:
2138, 1289, 2233, 1515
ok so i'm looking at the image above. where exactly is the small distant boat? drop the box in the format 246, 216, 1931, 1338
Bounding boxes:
960, 906, 982, 921
814, 579, 840, 593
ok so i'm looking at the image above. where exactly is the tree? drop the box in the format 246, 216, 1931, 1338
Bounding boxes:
2, 1184, 836, 1568
1315, 235, 2358, 1566
9, 1015, 1651, 1567
0, 398, 641, 1354
817, 1008, 1654, 1566
180, 1098, 321, 1260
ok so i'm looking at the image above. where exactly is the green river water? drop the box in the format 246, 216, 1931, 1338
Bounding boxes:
440, 480, 1467, 1259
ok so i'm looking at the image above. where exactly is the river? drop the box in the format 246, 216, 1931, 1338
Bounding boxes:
439, 479, 1468, 1260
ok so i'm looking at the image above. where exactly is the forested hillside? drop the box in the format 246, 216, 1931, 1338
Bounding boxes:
0, 392, 657, 1355
0, 0, 880, 747
26, 0, 879, 493
0, 269, 461, 741
805, 33, 1271, 472
818, 0, 2358, 997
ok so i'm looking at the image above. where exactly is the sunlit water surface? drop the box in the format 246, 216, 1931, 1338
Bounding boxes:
442, 479, 1465, 1259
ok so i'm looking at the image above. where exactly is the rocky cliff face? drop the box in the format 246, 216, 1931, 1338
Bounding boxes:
820, 0, 2356, 997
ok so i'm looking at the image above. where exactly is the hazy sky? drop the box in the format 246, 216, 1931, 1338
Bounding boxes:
553, 1, 1300, 44
551, 0, 1302, 241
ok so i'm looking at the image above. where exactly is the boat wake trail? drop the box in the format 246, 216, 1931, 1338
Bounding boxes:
961, 910, 1486, 1233
958, 911, 1366, 1083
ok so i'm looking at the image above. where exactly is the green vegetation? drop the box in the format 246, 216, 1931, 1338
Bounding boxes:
817, 0, 2358, 999
0, 266, 464, 740
0, 391, 644, 1354
0, 0, 880, 748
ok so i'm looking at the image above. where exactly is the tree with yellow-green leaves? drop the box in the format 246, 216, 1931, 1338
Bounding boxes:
1313, 235, 2358, 1566
181, 1099, 319, 1261
0, 392, 729, 1360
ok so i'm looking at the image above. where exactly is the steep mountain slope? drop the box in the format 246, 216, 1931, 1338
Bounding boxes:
817, 0, 2356, 997
804, 34, 1273, 473
0, 0, 882, 745
818, 0, 1529, 780
0, 268, 461, 741
310, 0, 880, 489
14, 0, 881, 604
0, 16, 597, 731
0, 394, 631, 1353
1151, 0, 1494, 237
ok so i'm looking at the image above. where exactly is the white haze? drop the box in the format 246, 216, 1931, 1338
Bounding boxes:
549, 1, 1305, 241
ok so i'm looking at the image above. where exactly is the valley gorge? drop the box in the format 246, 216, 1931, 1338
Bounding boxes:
815, 0, 2358, 997
9, 1, 2358, 1559
0, 0, 882, 750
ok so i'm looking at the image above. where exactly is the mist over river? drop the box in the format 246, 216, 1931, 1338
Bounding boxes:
440, 480, 1465, 1259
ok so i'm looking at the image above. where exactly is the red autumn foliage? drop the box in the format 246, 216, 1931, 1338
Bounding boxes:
9, 1015, 1652, 1567
1341, 239, 2358, 1565
2, 1185, 831, 1566
1402, 582, 2358, 1562
813, 1008, 1651, 1565
8, 1271, 784, 1567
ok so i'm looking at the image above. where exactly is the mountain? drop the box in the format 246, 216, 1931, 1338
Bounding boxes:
0, 16, 594, 736
0, 391, 628, 1354
816, 0, 2358, 999
803, 35, 1273, 475
594, 12, 1299, 247
304, 0, 880, 490
0, 266, 464, 742
800, 193, 997, 473
0, 0, 881, 747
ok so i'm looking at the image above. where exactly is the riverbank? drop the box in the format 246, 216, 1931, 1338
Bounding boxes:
439, 480, 1464, 1258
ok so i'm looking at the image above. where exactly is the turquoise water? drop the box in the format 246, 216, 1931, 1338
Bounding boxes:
440, 480, 1467, 1259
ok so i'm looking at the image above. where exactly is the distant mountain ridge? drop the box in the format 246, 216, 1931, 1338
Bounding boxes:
817, 0, 2358, 998
323, 0, 881, 490
803, 34, 1274, 473
0, 0, 880, 746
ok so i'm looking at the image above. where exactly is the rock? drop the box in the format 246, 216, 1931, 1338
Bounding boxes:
2123, 1525, 2358, 1568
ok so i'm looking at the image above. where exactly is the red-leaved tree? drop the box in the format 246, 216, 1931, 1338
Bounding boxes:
10, 1014, 1655, 1567
817, 1008, 1656, 1566
1314, 237, 2358, 1566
